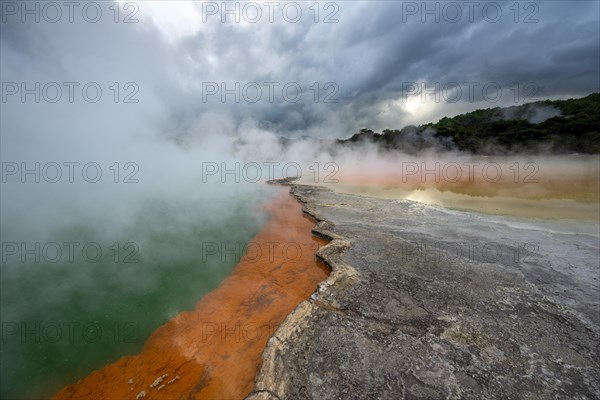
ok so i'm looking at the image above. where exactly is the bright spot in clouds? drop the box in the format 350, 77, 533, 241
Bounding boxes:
139, 1, 204, 43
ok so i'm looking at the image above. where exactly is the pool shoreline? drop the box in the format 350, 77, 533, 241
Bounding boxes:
52, 188, 330, 400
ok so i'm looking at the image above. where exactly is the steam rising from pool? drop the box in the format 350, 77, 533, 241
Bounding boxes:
229, 129, 599, 220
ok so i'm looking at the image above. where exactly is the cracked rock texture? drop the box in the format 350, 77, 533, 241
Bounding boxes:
247, 185, 600, 400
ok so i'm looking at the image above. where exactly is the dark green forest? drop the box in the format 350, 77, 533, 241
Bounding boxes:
340, 93, 600, 154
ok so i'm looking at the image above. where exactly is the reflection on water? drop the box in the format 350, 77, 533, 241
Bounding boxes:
317, 184, 599, 221
299, 155, 600, 221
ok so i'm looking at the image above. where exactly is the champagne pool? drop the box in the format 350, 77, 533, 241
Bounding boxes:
1, 184, 277, 400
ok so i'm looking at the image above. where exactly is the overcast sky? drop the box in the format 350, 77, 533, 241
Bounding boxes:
2, 4, 599, 398
1, 0, 599, 146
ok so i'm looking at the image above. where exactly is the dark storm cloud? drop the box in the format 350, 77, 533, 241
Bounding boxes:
1, 0, 599, 142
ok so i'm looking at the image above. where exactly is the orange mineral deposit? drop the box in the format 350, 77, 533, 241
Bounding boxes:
53, 189, 329, 400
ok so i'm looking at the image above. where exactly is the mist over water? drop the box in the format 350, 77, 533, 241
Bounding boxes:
0, 18, 278, 395
0, 12, 272, 398
228, 131, 600, 221
1, 1, 598, 398
4, 134, 597, 399
1, 161, 278, 399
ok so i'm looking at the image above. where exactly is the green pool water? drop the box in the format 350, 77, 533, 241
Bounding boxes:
0, 185, 277, 399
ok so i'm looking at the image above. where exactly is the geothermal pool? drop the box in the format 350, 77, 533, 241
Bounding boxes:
0, 184, 277, 399
298, 155, 600, 221
2, 155, 598, 399
52, 190, 329, 399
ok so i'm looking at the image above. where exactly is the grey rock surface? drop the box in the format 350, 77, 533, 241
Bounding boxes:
248, 185, 600, 400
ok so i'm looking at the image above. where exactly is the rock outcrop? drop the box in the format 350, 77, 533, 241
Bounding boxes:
248, 184, 600, 399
